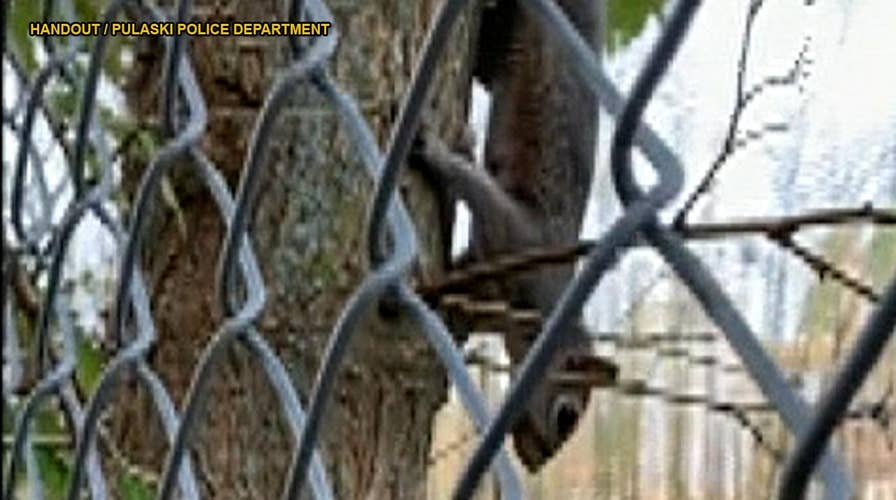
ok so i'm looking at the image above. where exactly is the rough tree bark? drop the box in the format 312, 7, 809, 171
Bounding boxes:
111, 1, 478, 498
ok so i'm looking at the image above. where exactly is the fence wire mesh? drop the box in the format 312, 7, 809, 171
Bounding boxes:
2, 0, 895, 499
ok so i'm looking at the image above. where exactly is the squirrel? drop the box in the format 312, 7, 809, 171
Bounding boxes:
412, 0, 616, 472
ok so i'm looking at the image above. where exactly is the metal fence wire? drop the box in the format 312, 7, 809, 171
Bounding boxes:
3, 0, 896, 499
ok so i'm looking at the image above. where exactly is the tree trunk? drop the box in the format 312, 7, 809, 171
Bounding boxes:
113, 1, 477, 498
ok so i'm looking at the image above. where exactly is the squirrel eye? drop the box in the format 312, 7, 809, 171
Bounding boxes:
551, 397, 582, 441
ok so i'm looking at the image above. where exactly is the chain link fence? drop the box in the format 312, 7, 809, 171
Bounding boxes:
3, 0, 896, 498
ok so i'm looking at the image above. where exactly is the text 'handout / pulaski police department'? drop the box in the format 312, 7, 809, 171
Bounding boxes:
29, 22, 331, 37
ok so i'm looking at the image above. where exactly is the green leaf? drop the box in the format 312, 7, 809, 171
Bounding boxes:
7, 0, 42, 73
3, 397, 66, 436
34, 447, 72, 500
135, 128, 162, 164
76, 335, 107, 394
605, 0, 665, 54
4, 400, 71, 499
46, 82, 81, 121
74, 0, 103, 21
103, 37, 135, 84
118, 472, 155, 500
99, 106, 137, 142
73, 0, 102, 24
33, 405, 67, 435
